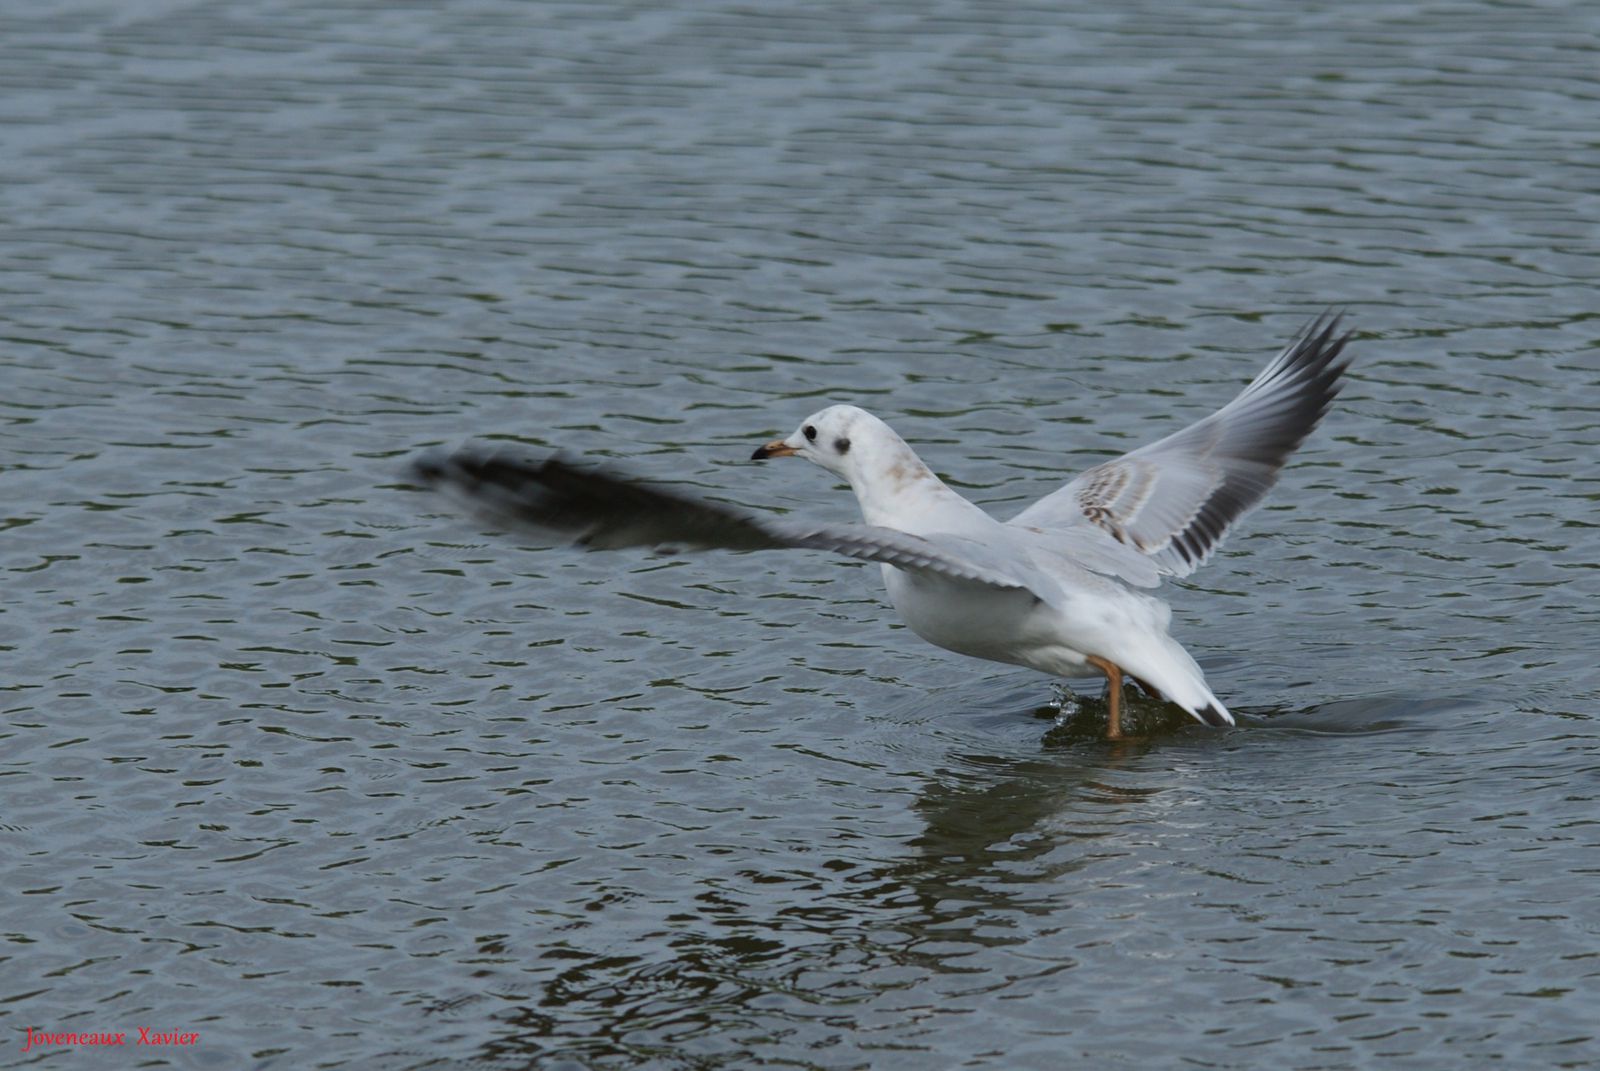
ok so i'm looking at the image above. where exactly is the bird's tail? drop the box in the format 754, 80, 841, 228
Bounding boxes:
1127, 635, 1235, 728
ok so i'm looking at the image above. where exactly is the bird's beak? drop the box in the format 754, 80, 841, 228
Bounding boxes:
751, 438, 798, 461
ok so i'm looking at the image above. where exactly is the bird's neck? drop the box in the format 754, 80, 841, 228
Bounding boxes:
848, 440, 982, 531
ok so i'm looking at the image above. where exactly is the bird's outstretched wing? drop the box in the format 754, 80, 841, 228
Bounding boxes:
411, 450, 1033, 591
1009, 314, 1352, 577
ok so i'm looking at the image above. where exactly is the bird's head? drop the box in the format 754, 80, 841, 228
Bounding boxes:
750, 404, 875, 480
751, 406, 942, 526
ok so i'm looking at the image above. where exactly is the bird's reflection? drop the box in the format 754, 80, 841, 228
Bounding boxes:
881, 679, 1441, 953
809, 676, 1200, 969
479, 678, 1450, 1063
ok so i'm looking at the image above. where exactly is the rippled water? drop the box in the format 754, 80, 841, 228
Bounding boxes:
4, 1, 1599, 1068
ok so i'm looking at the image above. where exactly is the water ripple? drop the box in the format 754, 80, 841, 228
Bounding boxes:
4, 1, 1599, 1068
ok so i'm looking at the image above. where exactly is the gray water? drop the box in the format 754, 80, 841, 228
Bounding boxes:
3, 1, 1599, 1067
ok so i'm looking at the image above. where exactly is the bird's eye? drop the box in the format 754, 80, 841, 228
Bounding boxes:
803, 425, 817, 442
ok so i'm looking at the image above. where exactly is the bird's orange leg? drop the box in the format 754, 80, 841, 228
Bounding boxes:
1085, 655, 1125, 740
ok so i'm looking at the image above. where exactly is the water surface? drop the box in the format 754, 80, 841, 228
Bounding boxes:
3, 1, 1599, 1068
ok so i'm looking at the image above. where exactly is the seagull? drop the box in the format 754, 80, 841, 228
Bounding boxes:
412, 315, 1351, 739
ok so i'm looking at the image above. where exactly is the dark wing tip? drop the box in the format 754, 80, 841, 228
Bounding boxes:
408, 445, 547, 485
1231, 309, 1356, 462
1141, 313, 1354, 576
1285, 309, 1355, 403
410, 447, 783, 553
408, 449, 454, 485
409, 447, 571, 531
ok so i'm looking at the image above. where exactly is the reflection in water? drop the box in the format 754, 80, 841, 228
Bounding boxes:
466, 681, 1515, 1067
899, 748, 1139, 948
467, 712, 1162, 1063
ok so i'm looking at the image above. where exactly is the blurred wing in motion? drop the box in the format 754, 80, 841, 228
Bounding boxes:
411, 450, 1035, 591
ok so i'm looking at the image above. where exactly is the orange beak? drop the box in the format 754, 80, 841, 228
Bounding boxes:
751, 439, 798, 460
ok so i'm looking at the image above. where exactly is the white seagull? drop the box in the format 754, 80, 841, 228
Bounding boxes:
413, 316, 1351, 738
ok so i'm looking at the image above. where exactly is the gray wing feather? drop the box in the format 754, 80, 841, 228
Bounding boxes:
1010, 314, 1351, 577
411, 450, 1033, 591
1005, 521, 1164, 588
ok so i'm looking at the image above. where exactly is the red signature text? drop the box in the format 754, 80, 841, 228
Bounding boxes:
21, 1026, 200, 1052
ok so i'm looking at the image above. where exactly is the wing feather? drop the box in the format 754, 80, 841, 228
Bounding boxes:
1009, 314, 1352, 577
411, 450, 1033, 591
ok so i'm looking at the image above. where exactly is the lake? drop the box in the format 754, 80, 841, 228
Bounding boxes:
3, 1, 1598, 1068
